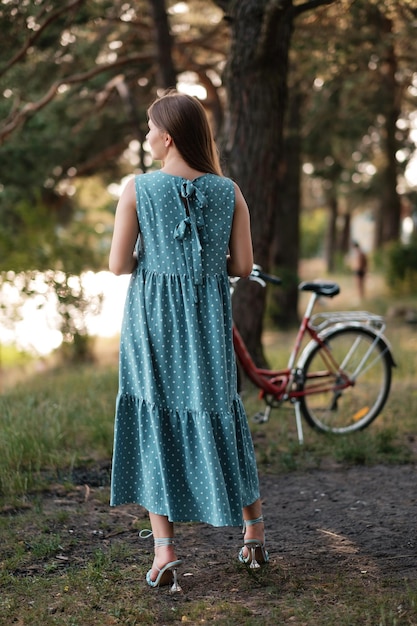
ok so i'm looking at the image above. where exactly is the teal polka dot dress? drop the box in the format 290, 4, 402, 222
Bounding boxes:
110, 171, 260, 527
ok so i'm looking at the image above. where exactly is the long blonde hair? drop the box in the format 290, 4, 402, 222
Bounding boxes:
147, 91, 222, 176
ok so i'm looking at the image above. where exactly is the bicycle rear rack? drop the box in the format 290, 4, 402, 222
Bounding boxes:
311, 311, 386, 333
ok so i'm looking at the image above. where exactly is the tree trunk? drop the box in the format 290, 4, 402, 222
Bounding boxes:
325, 192, 338, 273
374, 10, 401, 245
270, 84, 302, 327
378, 96, 402, 245
148, 0, 177, 89
339, 209, 351, 256
222, 0, 294, 366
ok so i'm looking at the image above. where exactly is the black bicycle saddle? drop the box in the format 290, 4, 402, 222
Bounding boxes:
298, 281, 340, 298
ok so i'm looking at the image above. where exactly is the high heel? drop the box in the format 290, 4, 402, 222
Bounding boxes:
238, 515, 269, 569
139, 532, 183, 593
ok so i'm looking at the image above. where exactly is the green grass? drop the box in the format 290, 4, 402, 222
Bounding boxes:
0, 365, 117, 498
1, 343, 414, 501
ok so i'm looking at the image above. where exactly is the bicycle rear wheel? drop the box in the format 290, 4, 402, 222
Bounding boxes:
299, 325, 393, 434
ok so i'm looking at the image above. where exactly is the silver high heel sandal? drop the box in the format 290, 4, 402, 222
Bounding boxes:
139, 531, 183, 593
238, 515, 269, 569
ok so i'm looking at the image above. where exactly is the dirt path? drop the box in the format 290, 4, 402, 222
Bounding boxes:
46, 463, 417, 586
260, 465, 417, 582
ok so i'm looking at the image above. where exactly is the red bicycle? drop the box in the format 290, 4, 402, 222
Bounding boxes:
232, 267, 395, 444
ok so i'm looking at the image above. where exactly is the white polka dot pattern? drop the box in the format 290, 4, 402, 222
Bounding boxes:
110, 172, 260, 527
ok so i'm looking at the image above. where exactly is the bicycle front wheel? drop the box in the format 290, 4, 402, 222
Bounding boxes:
299, 326, 393, 434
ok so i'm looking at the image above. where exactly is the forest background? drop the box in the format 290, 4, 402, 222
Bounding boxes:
0, 0, 417, 366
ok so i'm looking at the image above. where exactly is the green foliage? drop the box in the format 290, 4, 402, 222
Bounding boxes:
0, 1, 230, 363
0, 189, 107, 361
0, 189, 106, 272
44, 270, 103, 362
297, 0, 416, 189
295, 0, 417, 261
0, 344, 33, 368
300, 208, 327, 258
385, 239, 417, 295
0, 0, 155, 283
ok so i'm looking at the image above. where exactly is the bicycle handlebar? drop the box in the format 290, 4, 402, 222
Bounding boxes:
250, 266, 282, 286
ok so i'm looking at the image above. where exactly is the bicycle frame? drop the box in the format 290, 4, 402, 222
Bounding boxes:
233, 288, 340, 395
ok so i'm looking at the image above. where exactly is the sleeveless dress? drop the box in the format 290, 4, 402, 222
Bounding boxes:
110, 170, 260, 527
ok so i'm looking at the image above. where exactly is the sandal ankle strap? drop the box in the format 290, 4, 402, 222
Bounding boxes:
138, 530, 175, 548
244, 515, 264, 526
154, 537, 175, 548
242, 515, 264, 533
139, 529, 153, 540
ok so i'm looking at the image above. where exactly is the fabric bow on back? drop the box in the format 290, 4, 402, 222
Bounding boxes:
174, 180, 208, 303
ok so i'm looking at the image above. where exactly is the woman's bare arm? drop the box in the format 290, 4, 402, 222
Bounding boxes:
109, 177, 139, 275
227, 182, 253, 277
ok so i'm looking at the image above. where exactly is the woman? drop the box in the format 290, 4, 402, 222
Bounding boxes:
109, 90, 267, 591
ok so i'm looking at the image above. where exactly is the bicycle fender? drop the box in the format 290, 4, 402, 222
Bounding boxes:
296, 322, 396, 371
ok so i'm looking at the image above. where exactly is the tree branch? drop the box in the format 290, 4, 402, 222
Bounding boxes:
292, 0, 336, 17
69, 142, 129, 177
0, 0, 87, 78
0, 52, 153, 144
